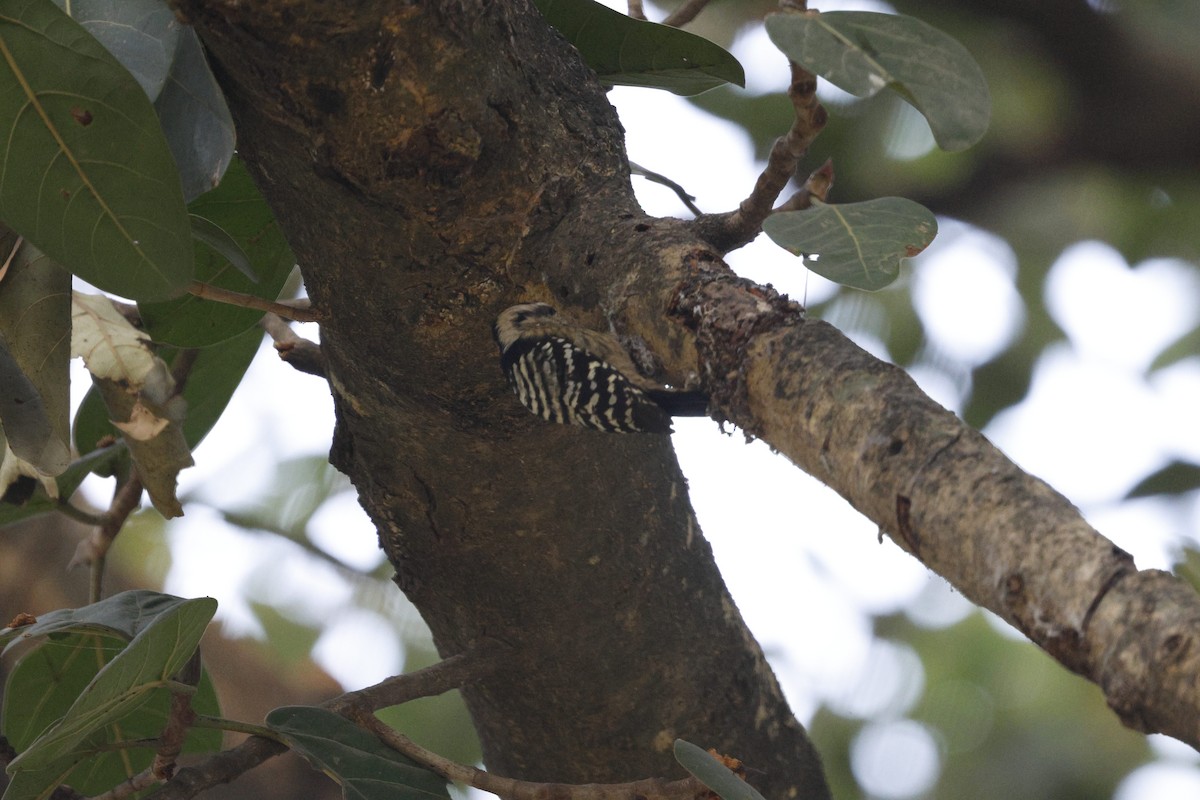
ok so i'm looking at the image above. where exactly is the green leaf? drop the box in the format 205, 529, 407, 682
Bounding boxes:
0, 590, 201, 652
0, 239, 71, 480
71, 385, 110, 457
1173, 546, 1200, 596
190, 214, 256, 282
673, 739, 767, 800
2, 632, 221, 797
762, 198, 937, 291
215, 454, 351, 540
3, 634, 127, 752
177, 326, 263, 447
1126, 461, 1200, 499
154, 27, 235, 202
267, 706, 450, 800
765, 11, 990, 151
0, 442, 126, 528
140, 157, 297, 347
56, 442, 127, 494
1149, 325, 1200, 373
51, 0, 180, 101
0, 0, 193, 301
51, 3, 235, 201
0, 750, 83, 800
6, 595, 216, 771
0, 332, 69, 475
533, 0, 744, 96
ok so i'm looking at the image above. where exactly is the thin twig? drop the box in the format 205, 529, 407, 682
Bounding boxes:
629, 162, 703, 216
775, 158, 835, 213
348, 707, 705, 800
187, 281, 323, 324
215, 506, 369, 579
662, 0, 711, 27
55, 499, 105, 526
151, 652, 202, 781
169, 349, 200, 394
142, 736, 288, 800
190, 717, 287, 742
145, 644, 505, 800
90, 768, 159, 800
332, 642, 708, 800
80, 473, 144, 602
325, 641, 508, 714
691, 58, 827, 253
260, 313, 326, 378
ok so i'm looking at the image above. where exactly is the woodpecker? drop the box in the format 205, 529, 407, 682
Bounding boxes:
493, 303, 708, 433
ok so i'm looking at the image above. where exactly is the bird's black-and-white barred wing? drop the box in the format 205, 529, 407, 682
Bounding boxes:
501, 336, 673, 433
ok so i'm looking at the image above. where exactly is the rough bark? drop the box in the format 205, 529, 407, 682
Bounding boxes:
179, 0, 830, 796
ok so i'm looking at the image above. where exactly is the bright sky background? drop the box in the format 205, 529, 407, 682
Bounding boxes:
71, 1, 1200, 797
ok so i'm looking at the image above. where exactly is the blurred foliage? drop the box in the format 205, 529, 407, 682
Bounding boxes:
1175, 547, 1200, 595
810, 612, 1154, 800
106, 507, 173, 587
1128, 462, 1200, 500
690, 0, 1200, 433
202, 454, 352, 544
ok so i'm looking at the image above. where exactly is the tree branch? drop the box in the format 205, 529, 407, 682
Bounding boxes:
151, 653, 202, 781
691, 60, 827, 253
670, 272, 1200, 750
71, 473, 144, 602
119, 0, 1200, 794
187, 281, 323, 324
629, 161, 703, 216
145, 645, 502, 800
89, 769, 159, 800
141, 736, 288, 800
776, 158, 834, 212
661, 0, 711, 27
348, 707, 708, 800
325, 640, 507, 714
260, 313, 326, 378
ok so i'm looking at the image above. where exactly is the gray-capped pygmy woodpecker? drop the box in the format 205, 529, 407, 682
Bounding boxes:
493, 303, 708, 433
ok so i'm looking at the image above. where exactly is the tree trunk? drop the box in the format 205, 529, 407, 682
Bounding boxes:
178, 0, 831, 796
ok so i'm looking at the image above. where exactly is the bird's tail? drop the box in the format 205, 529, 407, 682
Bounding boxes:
646, 389, 710, 417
